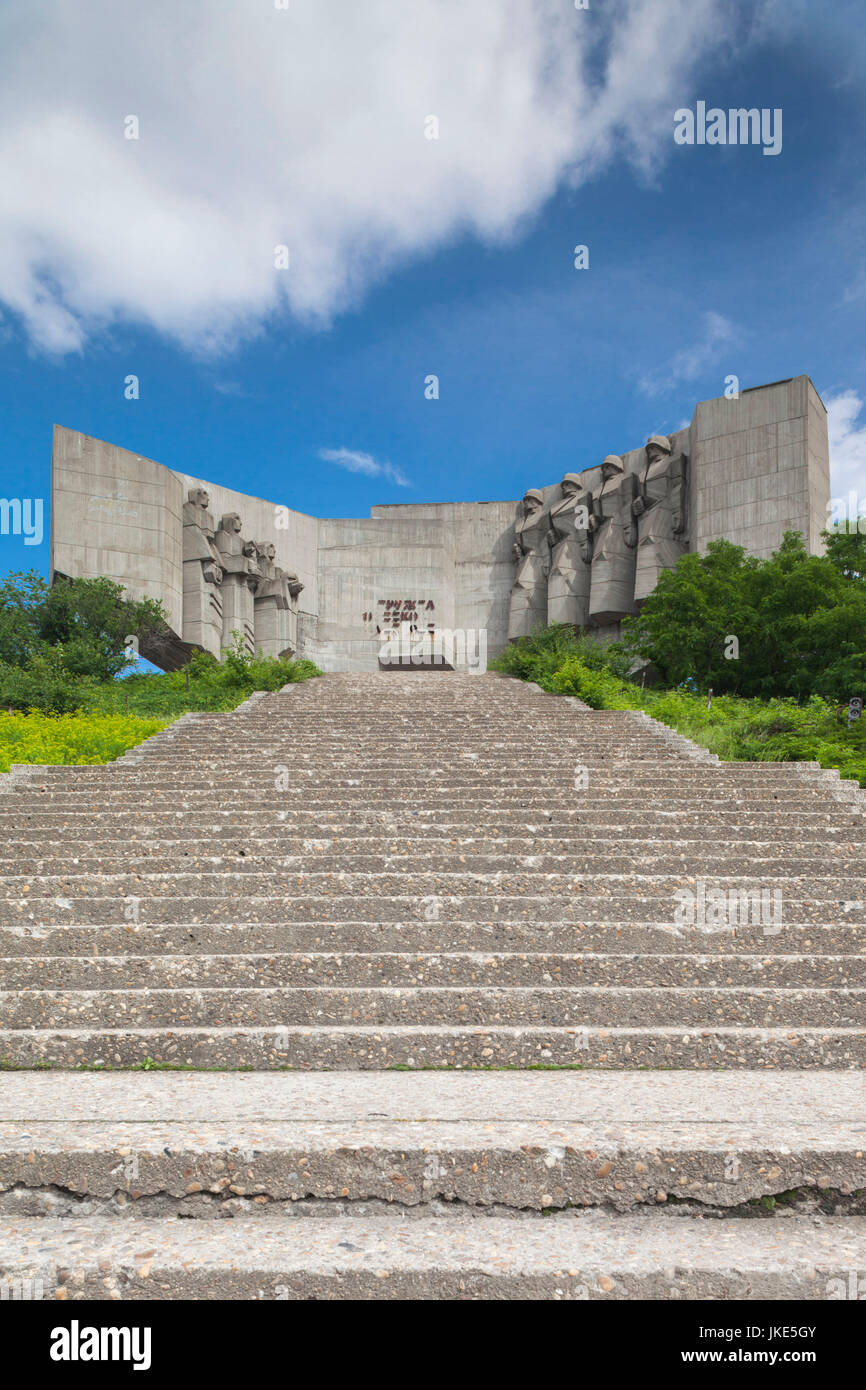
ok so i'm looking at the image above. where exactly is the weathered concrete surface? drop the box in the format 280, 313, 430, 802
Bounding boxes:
0, 1072, 863, 1217
0, 675, 863, 1297
1, 673, 864, 1070
2, 1210, 864, 1299
0, 1070, 858, 1122
50, 426, 185, 637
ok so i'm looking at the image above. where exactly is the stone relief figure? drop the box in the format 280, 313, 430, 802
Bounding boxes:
281, 568, 305, 656
253, 540, 305, 657
183, 486, 215, 537
632, 434, 689, 603
253, 540, 281, 592
181, 488, 224, 657
508, 488, 550, 640
242, 539, 263, 589
284, 569, 304, 600
546, 472, 593, 629
214, 513, 258, 654
588, 455, 638, 626
214, 511, 244, 558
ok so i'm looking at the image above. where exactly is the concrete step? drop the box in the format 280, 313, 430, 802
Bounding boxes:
3, 809, 857, 830
4, 951, 863, 990
0, 1071, 862, 1215
4, 982, 864, 1029
1, 800, 861, 817
3, 921, 861, 957
6, 852, 864, 878
0, 1024, 862, 1069
4, 826, 865, 849
8, 761, 831, 778
2, 868, 861, 894
1, 792, 846, 812
3, 984, 864, 1030
4, 895, 862, 928
5, 839, 865, 866
5, 1208, 866, 1299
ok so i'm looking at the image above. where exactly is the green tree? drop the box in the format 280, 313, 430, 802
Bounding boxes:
622, 539, 761, 692
0, 571, 167, 682
622, 533, 866, 700
0, 571, 45, 667
823, 527, 866, 583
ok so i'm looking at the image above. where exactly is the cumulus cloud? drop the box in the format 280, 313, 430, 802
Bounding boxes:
639, 311, 739, 397
319, 447, 410, 488
0, 0, 721, 354
826, 391, 866, 502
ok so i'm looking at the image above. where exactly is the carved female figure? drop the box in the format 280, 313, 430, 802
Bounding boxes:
632, 434, 688, 602
181, 488, 224, 656
252, 540, 304, 657
546, 472, 593, 628
508, 488, 550, 640
588, 455, 638, 626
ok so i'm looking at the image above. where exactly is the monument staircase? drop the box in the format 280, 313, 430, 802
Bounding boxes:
0, 672, 864, 1298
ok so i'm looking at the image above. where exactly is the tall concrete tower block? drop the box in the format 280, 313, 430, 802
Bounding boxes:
689, 376, 830, 558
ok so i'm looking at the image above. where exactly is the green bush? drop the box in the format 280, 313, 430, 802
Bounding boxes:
0, 637, 322, 767
491, 628, 866, 786
491, 625, 633, 690
548, 658, 641, 709
0, 638, 322, 720
90, 646, 322, 718
0, 652, 99, 714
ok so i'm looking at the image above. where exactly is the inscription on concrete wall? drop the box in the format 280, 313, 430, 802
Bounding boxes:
366, 598, 437, 631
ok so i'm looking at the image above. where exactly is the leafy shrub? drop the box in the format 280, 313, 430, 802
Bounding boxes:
621, 532, 866, 698
92, 646, 322, 718
0, 653, 98, 714
492, 630, 866, 786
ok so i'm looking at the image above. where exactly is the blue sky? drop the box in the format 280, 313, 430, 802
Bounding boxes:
1, 0, 864, 577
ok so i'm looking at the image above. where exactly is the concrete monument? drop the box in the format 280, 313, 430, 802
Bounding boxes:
49, 374, 832, 671
253, 539, 304, 659
214, 514, 259, 655
181, 488, 224, 657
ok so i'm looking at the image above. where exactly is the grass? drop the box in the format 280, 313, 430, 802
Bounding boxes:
491, 628, 866, 787
89, 654, 322, 719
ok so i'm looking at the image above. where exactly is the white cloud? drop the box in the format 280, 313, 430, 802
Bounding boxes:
0, 0, 721, 354
319, 447, 410, 488
639, 311, 739, 397
826, 391, 866, 501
